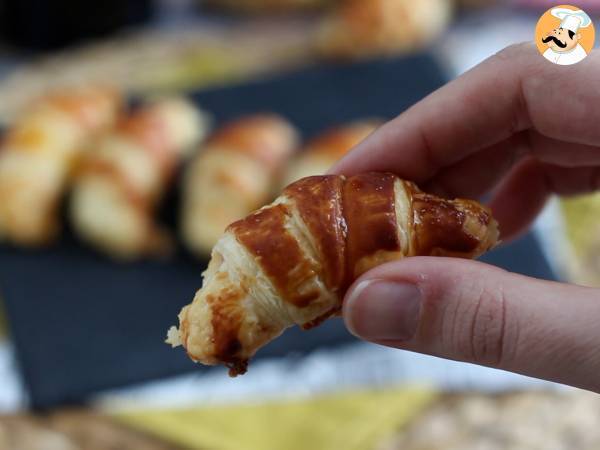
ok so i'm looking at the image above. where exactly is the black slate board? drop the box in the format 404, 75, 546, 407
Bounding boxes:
0, 53, 556, 408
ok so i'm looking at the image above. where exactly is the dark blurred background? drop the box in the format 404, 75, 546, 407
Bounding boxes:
0, 0, 153, 51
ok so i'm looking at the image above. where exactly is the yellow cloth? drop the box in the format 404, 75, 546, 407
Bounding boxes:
561, 193, 600, 286
561, 193, 600, 256
116, 387, 435, 450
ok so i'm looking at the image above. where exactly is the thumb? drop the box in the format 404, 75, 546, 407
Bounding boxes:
343, 257, 600, 392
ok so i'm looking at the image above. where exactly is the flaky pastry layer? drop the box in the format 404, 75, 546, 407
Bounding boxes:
169, 173, 499, 375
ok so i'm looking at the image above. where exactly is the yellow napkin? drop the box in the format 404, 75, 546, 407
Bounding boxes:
116, 386, 435, 450
561, 193, 600, 255
561, 193, 600, 286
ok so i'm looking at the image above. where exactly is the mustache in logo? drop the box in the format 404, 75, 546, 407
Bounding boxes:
542, 35, 567, 48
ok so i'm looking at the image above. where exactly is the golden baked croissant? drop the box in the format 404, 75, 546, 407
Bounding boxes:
282, 120, 381, 187
181, 114, 299, 256
167, 173, 499, 375
317, 0, 452, 59
0, 86, 121, 246
70, 97, 209, 259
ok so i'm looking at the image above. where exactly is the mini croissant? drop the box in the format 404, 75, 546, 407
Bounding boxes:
167, 173, 499, 375
71, 97, 208, 259
317, 0, 452, 59
0, 86, 121, 246
181, 114, 299, 256
282, 120, 381, 187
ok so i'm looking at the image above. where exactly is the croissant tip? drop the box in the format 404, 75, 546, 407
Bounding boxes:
226, 359, 249, 377
165, 326, 182, 347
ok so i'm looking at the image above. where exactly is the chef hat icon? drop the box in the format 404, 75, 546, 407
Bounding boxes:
551, 8, 592, 33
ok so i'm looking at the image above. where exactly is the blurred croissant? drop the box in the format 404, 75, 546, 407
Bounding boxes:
168, 173, 499, 375
71, 97, 209, 259
0, 86, 121, 246
282, 120, 381, 187
181, 114, 299, 256
317, 0, 453, 59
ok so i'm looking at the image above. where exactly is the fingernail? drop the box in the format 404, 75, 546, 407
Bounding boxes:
344, 280, 422, 341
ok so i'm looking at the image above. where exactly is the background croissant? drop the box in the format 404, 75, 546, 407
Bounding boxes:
316, 0, 452, 60
181, 114, 299, 257
168, 172, 499, 376
282, 120, 381, 187
71, 97, 208, 259
0, 86, 121, 246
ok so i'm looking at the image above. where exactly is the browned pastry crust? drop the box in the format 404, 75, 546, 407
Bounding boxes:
317, 0, 453, 60
168, 173, 499, 375
36, 87, 121, 133
302, 122, 378, 161
206, 114, 299, 172
81, 105, 181, 198
181, 114, 299, 256
0, 86, 121, 246
282, 120, 380, 186
117, 108, 180, 182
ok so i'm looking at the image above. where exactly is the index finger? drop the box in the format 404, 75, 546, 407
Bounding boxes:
331, 43, 600, 183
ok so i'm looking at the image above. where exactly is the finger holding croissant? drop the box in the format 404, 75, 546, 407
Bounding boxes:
168, 172, 498, 376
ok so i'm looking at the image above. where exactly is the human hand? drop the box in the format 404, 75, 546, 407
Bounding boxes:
331, 43, 600, 392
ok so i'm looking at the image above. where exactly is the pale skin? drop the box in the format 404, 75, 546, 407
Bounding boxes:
331, 43, 600, 393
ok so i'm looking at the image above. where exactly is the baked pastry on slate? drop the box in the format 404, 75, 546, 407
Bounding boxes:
71, 97, 208, 259
317, 0, 452, 60
0, 86, 121, 246
181, 114, 299, 256
282, 120, 380, 187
